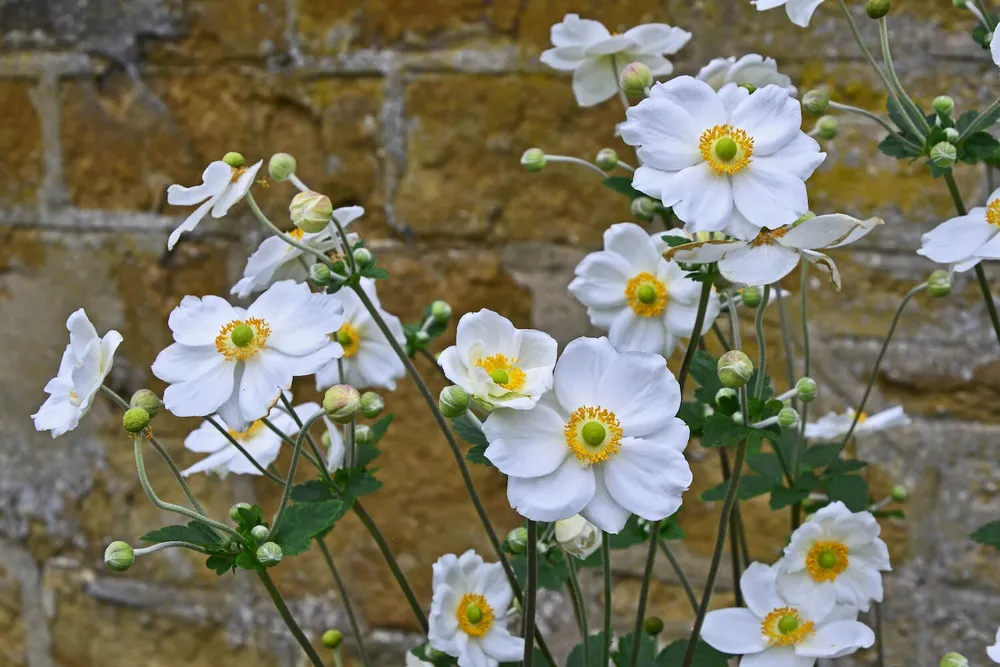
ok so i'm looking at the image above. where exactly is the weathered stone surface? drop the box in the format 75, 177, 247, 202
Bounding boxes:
0, 81, 44, 206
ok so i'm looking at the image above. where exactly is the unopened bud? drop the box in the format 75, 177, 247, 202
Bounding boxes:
620, 62, 653, 97
250, 525, 270, 541
323, 384, 361, 424
104, 541, 134, 572
718, 350, 754, 388
817, 115, 838, 140
359, 391, 385, 419
414, 330, 431, 346
521, 148, 546, 172
890, 485, 907, 502
940, 652, 969, 667
431, 300, 452, 323
643, 616, 664, 635
933, 95, 955, 117
732, 411, 744, 425
122, 407, 150, 434
439, 385, 470, 418
322, 629, 343, 649
230, 502, 252, 522
223, 151, 245, 168
506, 527, 528, 554
866, 0, 891, 18
129, 389, 162, 419
802, 89, 830, 115
931, 141, 957, 169
715, 387, 738, 406
953, 0, 968, 7
778, 407, 799, 428
740, 286, 763, 308
289, 191, 333, 233
631, 196, 657, 221
355, 424, 373, 446
268, 152, 297, 181
928, 269, 952, 297
310, 262, 333, 284
595, 148, 618, 171
353, 247, 374, 269
256, 542, 283, 567
944, 127, 960, 143
796, 377, 818, 402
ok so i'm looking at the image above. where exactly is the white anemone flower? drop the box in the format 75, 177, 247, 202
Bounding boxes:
696, 54, 796, 95
555, 515, 602, 559
152, 280, 344, 432
438, 310, 557, 411
776, 502, 892, 620
702, 562, 875, 667
32, 309, 123, 438
665, 214, 883, 290
232, 228, 337, 298
917, 186, 1000, 273
181, 400, 319, 477
429, 550, 524, 667
804, 406, 910, 441
987, 627, 1000, 663
315, 278, 406, 391
752, 0, 828, 28
166, 159, 263, 250
569, 223, 722, 356
540, 14, 691, 107
482, 337, 692, 534
620, 77, 825, 239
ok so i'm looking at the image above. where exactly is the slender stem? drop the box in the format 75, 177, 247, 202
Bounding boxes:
711, 322, 731, 351
828, 101, 921, 149
133, 540, 209, 556
678, 279, 716, 393
792, 261, 811, 520
544, 155, 607, 177
959, 95, 1000, 143
874, 602, 886, 667
773, 290, 797, 404
753, 285, 771, 399
246, 192, 335, 268
289, 173, 309, 192
418, 347, 451, 383
257, 569, 327, 667
717, 449, 744, 608
260, 417, 325, 473
564, 553, 590, 650
326, 208, 358, 275
602, 534, 612, 667
100, 384, 130, 409
611, 55, 630, 112
277, 394, 329, 476
204, 415, 286, 484
736, 504, 751, 568
657, 539, 698, 615
269, 411, 326, 537
316, 538, 373, 667
523, 521, 538, 667
836, 0, 897, 103
878, 17, 931, 136
616, 160, 636, 173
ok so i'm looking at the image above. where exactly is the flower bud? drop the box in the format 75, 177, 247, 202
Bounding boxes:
595, 148, 618, 172
631, 196, 658, 221
802, 89, 830, 116
322, 629, 344, 649
256, 542, 283, 567
223, 151, 245, 168
268, 152, 297, 181
731, 411, 744, 425
353, 247, 374, 268
129, 389, 162, 419
323, 384, 361, 424
439, 386, 471, 418
104, 541, 134, 572
360, 391, 385, 419
521, 148, 546, 172
122, 407, 150, 434
289, 191, 333, 233
940, 653, 968, 667
740, 286, 763, 308
431, 300, 452, 323
931, 141, 957, 169
230, 502, 252, 522
715, 387, 738, 406
643, 616, 664, 636
953, 0, 968, 7
778, 407, 799, 428
796, 377, 818, 402
506, 527, 528, 554
355, 424, 373, 446
933, 95, 955, 117
555, 515, 601, 559
718, 350, 753, 389
866, 0, 891, 18
414, 330, 431, 346
620, 62, 653, 97
928, 269, 952, 297
251, 525, 270, 541
890, 485, 907, 502
310, 262, 333, 284
817, 115, 838, 140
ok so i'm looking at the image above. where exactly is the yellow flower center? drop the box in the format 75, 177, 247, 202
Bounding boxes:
475, 354, 526, 392
228, 420, 265, 441
230, 166, 248, 183
334, 322, 361, 358
216, 317, 271, 362
624, 272, 668, 317
564, 406, 623, 466
288, 228, 306, 240
699, 124, 754, 175
988, 200, 1000, 227
761, 607, 815, 647
750, 226, 791, 247
857, 412, 868, 424
455, 593, 494, 639
805, 540, 849, 582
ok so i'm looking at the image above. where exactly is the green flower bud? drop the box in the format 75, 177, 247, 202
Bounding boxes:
631, 196, 658, 221
439, 385, 471, 418
250, 525, 270, 541
643, 616, 664, 636
890, 485, 907, 502
953, 0, 968, 7
778, 407, 799, 429
223, 151, 245, 168
866, 0, 891, 18
104, 541, 134, 572
507, 527, 528, 554
322, 629, 343, 649
715, 387, 738, 406
268, 152, 297, 181
817, 115, 839, 140
289, 191, 333, 233
353, 247, 374, 268
595, 148, 618, 172
796, 377, 818, 402
739, 83, 757, 94
718, 350, 754, 389
256, 542, 283, 567
414, 330, 431, 346
122, 407, 150, 434
355, 424, 374, 446
620, 62, 653, 97
521, 148, 546, 172
310, 262, 333, 284
740, 286, 763, 308
940, 652, 969, 667
431, 300, 452, 323
230, 502, 252, 522
802, 89, 830, 116
933, 95, 955, 117
931, 141, 957, 169
360, 391, 385, 419
943, 127, 960, 143
928, 269, 952, 298
129, 389, 162, 419
323, 384, 361, 424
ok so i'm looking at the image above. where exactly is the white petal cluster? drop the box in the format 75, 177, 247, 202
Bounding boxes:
555, 514, 602, 559
918, 186, 1000, 273
696, 54, 796, 95
804, 406, 910, 441
167, 160, 262, 250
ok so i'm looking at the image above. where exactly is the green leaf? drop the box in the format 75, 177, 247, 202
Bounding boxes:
290, 479, 334, 502
700, 474, 774, 502
956, 109, 981, 135
656, 639, 730, 667
465, 443, 493, 467
567, 632, 607, 667
678, 401, 705, 434
700, 414, 753, 448
614, 632, 657, 667
140, 521, 223, 547
235, 551, 263, 572
769, 486, 809, 510
602, 176, 642, 199
269, 499, 347, 556
205, 553, 238, 576
824, 474, 869, 512
746, 453, 784, 483
355, 442, 381, 469
509, 550, 570, 591
369, 414, 394, 444
877, 134, 920, 160
452, 414, 488, 447
689, 351, 722, 403
338, 470, 383, 505
360, 265, 390, 280
970, 521, 1000, 550
961, 131, 1000, 163
801, 444, 843, 470
608, 515, 650, 549
826, 458, 868, 475
660, 514, 686, 541
660, 234, 691, 248
236, 504, 264, 528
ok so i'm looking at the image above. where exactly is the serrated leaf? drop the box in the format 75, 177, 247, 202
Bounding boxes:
509, 550, 570, 591
655, 638, 730, 667
354, 442, 381, 469
961, 131, 1000, 163
340, 471, 383, 504
236, 505, 264, 529
678, 401, 705, 434
608, 515, 649, 549
877, 134, 921, 160
269, 499, 346, 557
826, 458, 868, 475
368, 413, 394, 444
452, 414, 488, 447
205, 553, 238, 576
360, 266, 390, 280
141, 521, 223, 547
291, 479, 334, 502
824, 474, 869, 512
769, 486, 810, 510
689, 351, 722, 402
700, 474, 774, 502
700, 414, 753, 448
235, 551, 263, 572
602, 176, 642, 199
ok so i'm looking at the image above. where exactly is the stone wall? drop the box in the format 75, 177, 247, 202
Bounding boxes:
1, 1, 999, 666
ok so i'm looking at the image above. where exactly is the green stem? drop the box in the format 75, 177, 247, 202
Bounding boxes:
260, 417, 325, 473
133, 540, 209, 556
828, 101, 922, 150
205, 415, 286, 484
657, 540, 698, 615
277, 394, 330, 477
874, 601, 886, 667
753, 285, 771, 398
711, 322, 731, 350
878, 17, 931, 136
773, 288, 796, 397
523, 521, 538, 667
257, 569, 327, 667
717, 448, 744, 608
246, 191, 335, 269
958, 96, 1000, 143
564, 553, 590, 649
792, 262, 811, 527
602, 534, 612, 667
100, 384, 130, 409
836, 0, 897, 102
545, 155, 608, 177
678, 279, 717, 393
316, 538, 373, 667
269, 411, 326, 537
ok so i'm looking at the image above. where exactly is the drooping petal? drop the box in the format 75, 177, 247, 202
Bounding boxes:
483, 404, 569, 478
553, 337, 617, 412
778, 214, 863, 250
572, 56, 618, 107
540, 45, 587, 70
167, 161, 231, 206
598, 352, 680, 434
506, 457, 596, 522
623, 24, 691, 54
826, 216, 884, 248
665, 239, 740, 265
785, 0, 827, 27
718, 244, 800, 287
917, 210, 995, 264
800, 249, 842, 289
167, 198, 214, 251
211, 160, 262, 218
601, 437, 691, 519
700, 608, 769, 655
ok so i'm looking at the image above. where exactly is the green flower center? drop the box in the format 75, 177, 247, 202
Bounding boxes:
230, 324, 254, 348
489, 369, 510, 385
817, 550, 838, 569
336, 329, 353, 346
714, 137, 738, 162
636, 284, 657, 304
581, 421, 607, 447
465, 604, 483, 624
777, 614, 799, 635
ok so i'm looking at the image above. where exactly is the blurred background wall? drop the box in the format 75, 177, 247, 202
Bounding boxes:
1, 0, 999, 665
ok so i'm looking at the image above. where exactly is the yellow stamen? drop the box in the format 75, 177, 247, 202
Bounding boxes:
475, 354, 526, 392
761, 607, 815, 647
455, 593, 494, 638
334, 322, 361, 358
215, 317, 271, 362
805, 540, 849, 582
699, 124, 754, 175
288, 228, 306, 240
857, 412, 868, 424
750, 226, 791, 247
564, 406, 623, 466
624, 272, 668, 317
988, 200, 1000, 227
230, 166, 248, 183
228, 421, 265, 441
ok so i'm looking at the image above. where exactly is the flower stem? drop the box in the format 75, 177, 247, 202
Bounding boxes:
133, 540, 209, 556
678, 279, 717, 393
874, 601, 886, 667
602, 533, 612, 667
316, 538, 374, 667
828, 101, 922, 150
564, 552, 590, 650
792, 263, 811, 529
958, 95, 1000, 143
523, 520, 538, 667
774, 288, 796, 396
204, 415, 286, 484
717, 448, 744, 608
878, 17, 931, 136
99, 384, 129, 409
544, 155, 608, 177
753, 285, 771, 398
836, 0, 897, 104
260, 417, 326, 473
246, 191, 335, 268
257, 569, 327, 667
276, 394, 330, 477
657, 539, 698, 615
269, 410, 326, 538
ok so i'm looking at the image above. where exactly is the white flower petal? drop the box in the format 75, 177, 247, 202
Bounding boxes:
237, 360, 282, 423
551, 14, 610, 48
741, 647, 814, 667
778, 214, 863, 250
580, 470, 632, 533
625, 52, 673, 77
731, 85, 802, 155
775, 570, 837, 624
483, 404, 569, 478
993, 27, 1000, 66
666, 240, 739, 265
167, 198, 214, 250
598, 352, 680, 434
167, 161, 230, 206
152, 343, 223, 384
604, 222, 661, 271
183, 421, 227, 453
570, 252, 633, 309
696, 57, 734, 90
540, 45, 587, 70
740, 562, 785, 619
163, 360, 235, 418
718, 244, 800, 286
647, 76, 726, 128
572, 56, 619, 107
826, 216, 884, 248
211, 160, 261, 217
181, 447, 236, 477
553, 337, 617, 411
663, 162, 734, 232
456, 310, 519, 361
480, 626, 524, 663
584, 34, 636, 56
753, 132, 825, 181
700, 608, 769, 655
515, 329, 558, 373
795, 620, 875, 658
785, 0, 827, 27
506, 457, 596, 522
917, 210, 995, 264
975, 230, 1000, 259
473, 562, 513, 616
608, 308, 667, 354
167, 295, 238, 347
622, 99, 702, 172
732, 162, 807, 230
623, 24, 691, 54
602, 437, 691, 519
